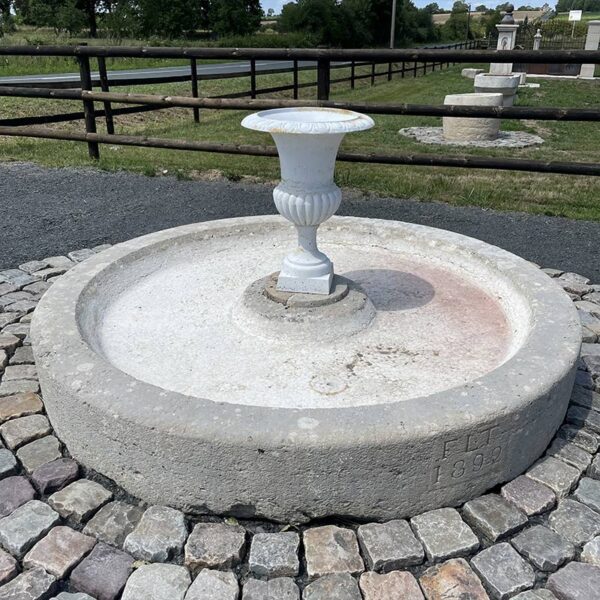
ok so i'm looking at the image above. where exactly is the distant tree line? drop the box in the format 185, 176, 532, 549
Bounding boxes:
6, 0, 263, 38
555, 0, 600, 10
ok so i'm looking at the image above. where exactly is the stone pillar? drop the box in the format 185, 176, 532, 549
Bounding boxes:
490, 5, 519, 75
580, 21, 600, 79
443, 93, 504, 142
533, 29, 542, 50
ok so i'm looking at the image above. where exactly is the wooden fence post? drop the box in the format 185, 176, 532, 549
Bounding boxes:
250, 59, 257, 99
77, 51, 99, 160
317, 58, 330, 100
293, 60, 299, 99
401, 61, 405, 78
350, 60, 355, 89
190, 58, 200, 123
388, 61, 392, 81
371, 61, 376, 85
96, 56, 114, 135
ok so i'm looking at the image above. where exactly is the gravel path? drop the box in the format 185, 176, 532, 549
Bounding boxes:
2, 161, 599, 280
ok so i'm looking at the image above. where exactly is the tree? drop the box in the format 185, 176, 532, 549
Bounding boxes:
475, 4, 488, 11
0, 0, 15, 36
210, 0, 262, 36
424, 2, 441, 12
267, 7, 275, 17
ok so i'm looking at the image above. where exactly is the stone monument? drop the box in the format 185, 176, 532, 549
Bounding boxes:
442, 93, 503, 142
490, 4, 519, 75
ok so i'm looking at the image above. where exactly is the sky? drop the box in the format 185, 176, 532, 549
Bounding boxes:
260, 0, 534, 12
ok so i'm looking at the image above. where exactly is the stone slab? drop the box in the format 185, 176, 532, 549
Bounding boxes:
501, 475, 556, 516
184, 522, 246, 574
411, 508, 479, 562
121, 563, 191, 600
304, 525, 364, 580
357, 519, 424, 571
123, 505, 188, 563
0, 499, 60, 557
69, 542, 134, 600
23, 526, 96, 578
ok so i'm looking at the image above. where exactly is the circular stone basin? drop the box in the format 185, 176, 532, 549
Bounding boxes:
32, 216, 581, 523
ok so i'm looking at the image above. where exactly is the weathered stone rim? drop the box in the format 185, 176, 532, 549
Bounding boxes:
32, 215, 581, 449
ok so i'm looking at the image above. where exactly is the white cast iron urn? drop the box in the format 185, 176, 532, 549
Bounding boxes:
242, 107, 374, 294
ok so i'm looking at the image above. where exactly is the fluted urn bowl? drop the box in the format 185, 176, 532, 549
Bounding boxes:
242, 108, 374, 294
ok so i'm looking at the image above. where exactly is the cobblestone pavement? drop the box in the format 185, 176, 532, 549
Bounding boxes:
1, 250, 600, 599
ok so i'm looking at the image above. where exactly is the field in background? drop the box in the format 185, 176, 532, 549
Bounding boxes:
0, 63, 598, 220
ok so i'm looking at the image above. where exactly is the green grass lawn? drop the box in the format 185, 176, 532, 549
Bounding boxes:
0, 62, 599, 220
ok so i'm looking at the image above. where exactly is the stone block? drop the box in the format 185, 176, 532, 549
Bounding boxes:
68, 249, 96, 263
0, 547, 17, 585
557, 425, 600, 454
0, 450, 17, 479
123, 505, 188, 563
248, 532, 299, 578
570, 385, 600, 412
31, 458, 79, 495
0, 499, 59, 557
419, 558, 488, 600
0, 380, 39, 398
51, 594, 96, 600
443, 92, 503, 142
303, 573, 361, 600
1, 364, 37, 381
0, 415, 51, 450
9, 346, 34, 366
23, 526, 96, 578
0, 269, 39, 288
573, 477, 600, 513
501, 475, 556, 516
184, 522, 245, 574
304, 525, 364, 580
242, 578, 299, 600
357, 519, 424, 571
567, 405, 600, 434
547, 561, 600, 600
359, 571, 424, 600
590, 455, 600, 480
546, 439, 592, 472
461, 68, 485, 79
184, 569, 239, 600
43, 256, 74, 270
0, 567, 56, 600
121, 563, 191, 600
581, 535, 600, 566
0, 393, 43, 423
83, 501, 144, 548
471, 542, 535, 599
548, 499, 600, 545
512, 592, 557, 600
463, 494, 527, 541
526, 457, 581, 496
411, 507, 479, 561
0, 476, 35, 518
16, 435, 61, 475
69, 542, 134, 600
0, 335, 20, 354
48, 479, 112, 524
511, 525, 574, 572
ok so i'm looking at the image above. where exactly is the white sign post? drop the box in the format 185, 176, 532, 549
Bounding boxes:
569, 10, 582, 37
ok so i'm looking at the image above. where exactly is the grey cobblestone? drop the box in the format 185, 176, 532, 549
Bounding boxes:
589, 455, 600, 479
0, 500, 59, 557
0, 380, 39, 398
573, 476, 600, 513
359, 571, 424, 600
121, 563, 191, 600
546, 439, 593, 472
557, 425, 600, 454
9, 346, 34, 366
0, 567, 56, 600
471, 542, 535, 599
16, 435, 62, 473
0, 393, 43, 423
463, 494, 527, 542
48, 479, 112, 524
0, 415, 51, 450
184, 569, 239, 600
357, 519, 424, 571
570, 385, 600, 412
548, 499, 600, 545
1, 364, 37, 381
512, 592, 558, 600
411, 507, 479, 562
123, 505, 188, 563
546, 561, 600, 600
184, 522, 245, 574
0, 450, 18, 479
581, 536, 600, 566
501, 476, 556, 517
0, 476, 35, 518
304, 525, 364, 580
511, 525, 575, 572
31, 458, 79, 495
248, 532, 299, 578
419, 558, 488, 600
526, 457, 581, 496
83, 501, 144, 548
242, 578, 299, 600
0, 548, 18, 585
303, 573, 361, 600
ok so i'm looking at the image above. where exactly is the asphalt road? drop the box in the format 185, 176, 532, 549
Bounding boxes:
1, 161, 599, 280
0, 59, 322, 88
